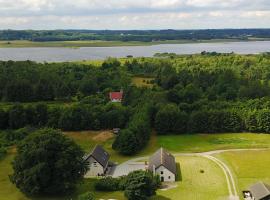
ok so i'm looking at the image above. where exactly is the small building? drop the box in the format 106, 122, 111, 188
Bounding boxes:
109, 91, 123, 102
148, 148, 177, 182
84, 145, 110, 177
249, 182, 270, 200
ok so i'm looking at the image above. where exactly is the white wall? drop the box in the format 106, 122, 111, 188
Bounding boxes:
85, 156, 104, 177
155, 165, 175, 182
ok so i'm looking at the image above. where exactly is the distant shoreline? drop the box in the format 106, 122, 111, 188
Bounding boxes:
0, 38, 270, 48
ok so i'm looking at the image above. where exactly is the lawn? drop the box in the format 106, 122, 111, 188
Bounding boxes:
132, 77, 155, 88
217, 150, 270, 199
152, 156, 228, 200
157, 133, 270, 153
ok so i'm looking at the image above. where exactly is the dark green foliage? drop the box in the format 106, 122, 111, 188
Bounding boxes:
95, 177, 121, 191
155, 104, 188, 134
124, 170, 160, 200
10, 128, 88, 195
257, 110, 270, 133
35, 79, 55, 101
113, 103, 151, 155
0, 109, 8, 129
8, 104, 27, 129
5, 80, 34, 102
78, 192, 95, 200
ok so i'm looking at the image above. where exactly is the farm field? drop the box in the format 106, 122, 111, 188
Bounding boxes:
217, 150, 270, 199
131, 77, 155, 88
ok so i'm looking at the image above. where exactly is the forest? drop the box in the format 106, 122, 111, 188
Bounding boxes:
0, 29, 270, 42
1, 53, 270, 156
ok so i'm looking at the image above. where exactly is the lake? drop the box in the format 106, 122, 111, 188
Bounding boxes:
0, 41, 269, 62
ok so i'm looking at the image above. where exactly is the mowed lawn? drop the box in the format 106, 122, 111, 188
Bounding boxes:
217, 150, 270, 198
132, 77, 155, 88
152, 156, 228, 200
157, 133, 270, 153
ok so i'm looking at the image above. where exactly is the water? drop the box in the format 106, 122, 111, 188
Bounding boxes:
0, 41, 269, 62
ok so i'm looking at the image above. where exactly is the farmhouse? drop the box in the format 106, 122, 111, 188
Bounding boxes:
84, 145, 110, 177
249, 182, 270, 200
148, 148, 176, 182
109, 91, 123, 102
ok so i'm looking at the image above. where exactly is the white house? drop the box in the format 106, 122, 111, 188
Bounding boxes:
148, 148, 176, 182
84, 145, 110, 177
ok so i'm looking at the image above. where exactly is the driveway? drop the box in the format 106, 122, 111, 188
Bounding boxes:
109, 161, 147, 177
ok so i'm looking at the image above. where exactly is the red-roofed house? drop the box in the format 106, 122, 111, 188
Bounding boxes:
109, 91, 123, 102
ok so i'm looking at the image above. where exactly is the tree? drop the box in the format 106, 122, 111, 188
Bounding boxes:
0, 109, 8, 129
124, 170, 160, 200
10, 129, 88, 195
8, 104, 27, 129
5, 80, 34, 102
155, 104, 187, 134
35, 79, 55, 101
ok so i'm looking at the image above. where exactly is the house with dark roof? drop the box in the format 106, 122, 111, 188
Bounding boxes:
148, 148, 176, 182
109, 91, 123, 102
84, 145, 110, 177
249, 182, 270, 200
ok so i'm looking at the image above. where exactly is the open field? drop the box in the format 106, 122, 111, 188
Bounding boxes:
157, 133, 270, 153
0, 39, 264, 48
217, 150, 270, 199
152, 156, 228, 200
132, 77, 155, 88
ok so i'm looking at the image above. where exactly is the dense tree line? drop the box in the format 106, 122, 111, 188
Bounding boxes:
1, 29, 270, 42
112, 103, 152, 155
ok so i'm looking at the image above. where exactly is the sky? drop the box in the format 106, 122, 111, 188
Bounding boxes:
0, 0, 269, 30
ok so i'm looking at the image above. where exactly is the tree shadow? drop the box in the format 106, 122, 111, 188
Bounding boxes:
176, 162, 182, 182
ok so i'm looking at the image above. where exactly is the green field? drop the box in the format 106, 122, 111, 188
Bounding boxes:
0, 39, 260, 48
152, 156, 228, 200
132, 77, 155, 88
217, 150, 270, 198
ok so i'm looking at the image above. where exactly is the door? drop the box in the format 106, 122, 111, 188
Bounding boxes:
161, 177, 164, 182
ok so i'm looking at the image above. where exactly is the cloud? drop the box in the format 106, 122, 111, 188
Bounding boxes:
0, 0, 269, 29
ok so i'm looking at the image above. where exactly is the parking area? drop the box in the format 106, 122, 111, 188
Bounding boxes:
109, 162, 147, 177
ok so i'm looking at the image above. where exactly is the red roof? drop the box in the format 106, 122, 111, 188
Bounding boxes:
109, 92, 123, 101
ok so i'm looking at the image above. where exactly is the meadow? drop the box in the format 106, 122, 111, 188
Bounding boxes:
217, 150, 270, 199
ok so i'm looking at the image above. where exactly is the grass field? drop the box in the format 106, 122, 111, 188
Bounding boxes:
132, 77, 155, 88
152, 156, 228, 200
0, 39, 261, 48
217, 150, 270, 199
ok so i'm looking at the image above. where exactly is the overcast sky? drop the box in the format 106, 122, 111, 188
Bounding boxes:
0, 0, 269, 30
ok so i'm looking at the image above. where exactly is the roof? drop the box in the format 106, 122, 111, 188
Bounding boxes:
109, 92, 123, 101
249, 182, 270, 200
85, 145, 110, 168
148, 148, 176, 175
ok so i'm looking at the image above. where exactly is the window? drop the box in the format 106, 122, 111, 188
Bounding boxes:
160, 171, 163, 175
168, 176, 171, 179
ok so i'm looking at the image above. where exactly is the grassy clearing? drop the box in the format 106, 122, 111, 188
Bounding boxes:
217, 150, 270, 199
132, 77, 155, 88
152, 156, 228, 200
157, 133, 270, 153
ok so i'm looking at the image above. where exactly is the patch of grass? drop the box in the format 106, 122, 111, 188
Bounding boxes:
157, 133, 270, 153
132, 77, 155, 88
152, 156, 228, 200
217, 150, 270, 198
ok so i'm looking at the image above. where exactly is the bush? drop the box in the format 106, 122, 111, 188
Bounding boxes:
95, 177, 121, 191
